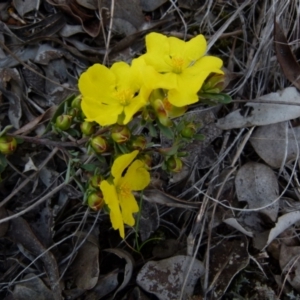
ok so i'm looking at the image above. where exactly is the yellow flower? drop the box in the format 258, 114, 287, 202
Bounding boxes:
78, 59, 150, 126
100, 150, 150, 238
141, 32, 224, 107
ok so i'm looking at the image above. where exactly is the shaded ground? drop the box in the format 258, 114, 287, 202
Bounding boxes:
1, 0, 300, 299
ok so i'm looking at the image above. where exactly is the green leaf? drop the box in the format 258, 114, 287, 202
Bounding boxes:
194, 134, 206, 141
81, 164, 98, 172
157, 121, 174, 139
0, 153, 7, 173
199, 92, 232, 105
147, 122, 157, 138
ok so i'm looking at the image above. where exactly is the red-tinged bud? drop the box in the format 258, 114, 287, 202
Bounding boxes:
0, 136, 17, 155
89, 174, 103, 189
180, 123, 197, 138
55, 115, 73, 130
71, 96, 82, 110
80, 121, 95, 136
162, 98, 187, 118
152, 99, 172, 127
166, 156, 183, 173
130, 135, 147, 150
111, 125, 131, 143
90, 136, 108, 153
88, 191, 104, 211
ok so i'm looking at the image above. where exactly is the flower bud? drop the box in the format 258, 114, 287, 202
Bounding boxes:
180, 123, 197, 138
130, 135, 147, 150
202, 74, 225, 93
88, 191, 104, 211
166, 156, 183, 173
152, 99, 172, 127
90, 136, 108, 153
80, 121, 95, 136
111, 125, 131, 143
71, 96, 82, 110
68, 107, 80, 118
55, 115, 73, 131
89, 174, 103, 189
0, 136, 17, 155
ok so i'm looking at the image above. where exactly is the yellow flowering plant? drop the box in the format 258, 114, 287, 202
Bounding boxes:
49, 32, 231, 240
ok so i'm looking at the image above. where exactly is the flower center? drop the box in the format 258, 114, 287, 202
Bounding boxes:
114, 89, 134, 106
171, 56, 185, 73
117, 182, 131, 198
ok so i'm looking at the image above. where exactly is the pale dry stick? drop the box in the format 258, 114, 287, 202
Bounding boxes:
207, 0, 250, 52
0, 147, 59, 208
179, 128, 246, 199
230, 127, 255, 167
0, 40, 78, 92
168, 0, 187, 40
277, 122, 289, 178
181, 129, 232, 298
278, 253, 300, 299
102, 0, 115, 65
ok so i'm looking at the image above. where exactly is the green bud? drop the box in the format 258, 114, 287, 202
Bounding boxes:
80, 121, 95, 136
0, 136, 17, 155
88, 191, 104, 211
68, 107, 80, 118
111, 125, 131, 143
55, 115, 73, 131
90, 136, 108, 153
180, 123, 197, 138
71, 96, 82, 110
89, 174, 103, 189
130, 135, 147, 150
166, 156, 183, 173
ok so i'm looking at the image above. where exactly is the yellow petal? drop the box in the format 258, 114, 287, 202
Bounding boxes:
111, 150, 139, 183
143, 33, 172, 72
81, 98, 122, 126
123, 97, 145, 124
100, 180, 125, 238
168, 36, 185, 57
118, 191, 139, 226
168, 88, 199, 107
184, 35, 207, 62
78, 64, 115, 100
186, 56, 224, 76
124, 160, 150, 191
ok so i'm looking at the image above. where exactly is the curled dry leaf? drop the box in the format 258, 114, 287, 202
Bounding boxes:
217, 87, 300, 129
13, 273, 55, 300
104, 248, 135, 298
70, 233, 100, 290
208, 236, 249, 299
274, 21, 300, 90
263, 211, 300, 250
235, 162, 279, 222
250, 122, 300, 168
137, 255, 205, 300
280, 244, 300, 292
